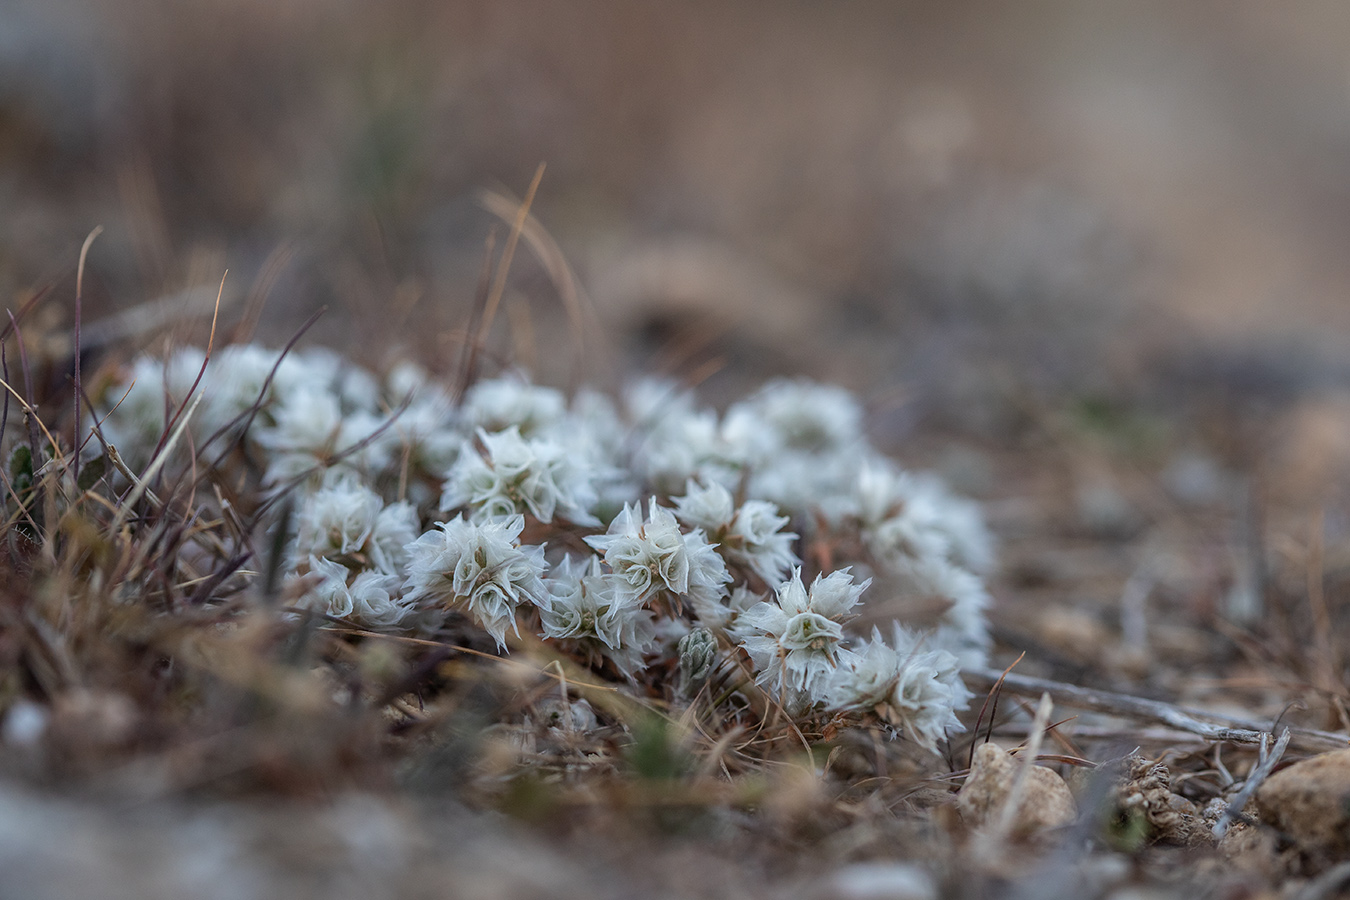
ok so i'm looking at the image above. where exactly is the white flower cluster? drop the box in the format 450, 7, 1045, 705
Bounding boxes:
828, 625, 971, 750
741, 567, 868, 711
285, 476, 420, 628
443, 426, 600, 526
829, 462, 995, 666
91, 345, 996, 747
403, 514, 549, 647
540, 555, 655, 677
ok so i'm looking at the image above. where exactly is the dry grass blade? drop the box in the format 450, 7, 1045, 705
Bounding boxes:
457, 165, 546, 396
991, 692, 1054, 845
476, 187, 601, 381
111, 390, 203, 534
73, 225, 103, 492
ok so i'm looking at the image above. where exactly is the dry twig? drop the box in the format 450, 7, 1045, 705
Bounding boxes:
963, 666, 1347, 752
1212, 727, 1290, 838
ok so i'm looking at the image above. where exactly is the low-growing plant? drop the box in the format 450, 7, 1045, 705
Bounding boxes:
0, 278, 996, 801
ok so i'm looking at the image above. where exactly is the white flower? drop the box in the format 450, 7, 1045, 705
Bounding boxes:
541, 555, 655, 677
828, 624, 971, 750
255, 388, 390, 486
402, 514, 549, 648
850, 461, 995, 576
863, 509, 952, 578
556, 389, 636, 516
291, 346, 380, 413
255, 385, 343, 483
292, 478, 383, 563
378, 386, 465, 480
623, 378, 695, 427
715, 379, 873, 515
369, 501, 420, 575
96, 348, 205, 469
586, 498, 685, 600
567, 389, 627, 460
820, 461, 994, 668
671, 480, 736, 532
684, 527, 734, 612
674, 481, 798, 584
625, 379, 742, 493
585, 497, 730, 607
95, 343, 313, 469
463, 375, 566, 437
95, 360, 167, 469
201, 344, 309, 435
722, 378, 863, 460
740, 567, 870, 709
902, 473, 995, 575
747, 448, 868, 517
335, 410, 397, 474
385, 359, 431, 401
292, 555, 413, 629
163, 346, 211, 398
730, 501, 799, 581
644, 410, 740, 494
917, 559, 992, 668
441, 426, 599, 525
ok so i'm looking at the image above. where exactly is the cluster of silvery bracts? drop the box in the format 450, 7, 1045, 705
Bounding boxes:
91, 347, 993, 748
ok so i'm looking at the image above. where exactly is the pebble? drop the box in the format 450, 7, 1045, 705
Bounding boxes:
826, 863, 936, 900
2, 701, 49, 747
1256, 748, 1350, 857
957, 742, 1077, 837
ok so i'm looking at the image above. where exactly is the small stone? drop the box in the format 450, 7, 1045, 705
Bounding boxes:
1162, 452, 1228, 505
50, 689, 138, 750
1075, 478, 1140, 538
1, 701, 48, 747
827, 862, 936, 900
1256, 748, 1350, 858
957, 742, 1077, 837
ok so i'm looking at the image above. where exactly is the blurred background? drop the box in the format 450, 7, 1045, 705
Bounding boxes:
6, 0, 1350, 475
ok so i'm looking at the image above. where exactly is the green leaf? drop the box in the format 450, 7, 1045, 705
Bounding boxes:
76, 454, 107, 491
8, 444, 32, 484
626, 716, 692, 781
7, 445, 33, 498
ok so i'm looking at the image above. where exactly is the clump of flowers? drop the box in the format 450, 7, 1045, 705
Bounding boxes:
828, 625, 971, 749
741, 567, 869, 713
443, 425, 600, 525
584, 496, 731, 614
293, 556, 412, 629
402, 514, 549, 647
89, 343, 997, 749
673, 480, 797, 585
540, 555, 655, 677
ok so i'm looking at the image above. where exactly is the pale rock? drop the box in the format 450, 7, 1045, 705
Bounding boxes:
1256, 747, 1350, 858
827, 862, 936, 900
957, 742, 1077, 837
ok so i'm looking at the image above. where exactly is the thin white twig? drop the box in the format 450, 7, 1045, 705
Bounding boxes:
963, 666, 1346, 752
1213, 727, 1291, 838
106, 445, 162, 509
